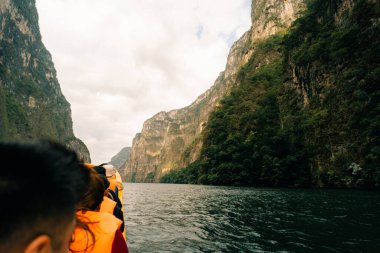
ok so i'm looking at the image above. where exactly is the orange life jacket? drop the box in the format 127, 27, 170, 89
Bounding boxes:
108, 177, 117, 192
100, 196, 117, 214
69, 211, 122, 253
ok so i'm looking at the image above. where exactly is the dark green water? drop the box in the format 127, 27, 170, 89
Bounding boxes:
123, 183, 380, 253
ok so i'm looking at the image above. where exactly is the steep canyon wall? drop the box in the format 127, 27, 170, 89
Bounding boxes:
123, 0, 306, 182
0, 0, 90, 161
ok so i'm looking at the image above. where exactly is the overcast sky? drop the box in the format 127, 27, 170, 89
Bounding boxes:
36, 0, 251, 164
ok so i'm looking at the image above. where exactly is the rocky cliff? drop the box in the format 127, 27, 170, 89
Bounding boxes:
109, 146, 131, 171
161, 0, 380, 188
0, 0, 90, 161
281, 0, 380, 187
123, 0, 305, 182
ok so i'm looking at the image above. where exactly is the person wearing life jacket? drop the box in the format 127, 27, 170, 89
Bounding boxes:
97, 171, 125, 233
85, 164, 122, 208
85, 164, 125, 232
69, 170, 128, 253
92, 165, 121, 203
100, 163, 124, 192
0, 141, 90, 253
91, 165, 121, 206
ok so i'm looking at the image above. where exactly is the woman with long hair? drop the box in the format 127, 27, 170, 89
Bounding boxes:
69, 170, 128, 253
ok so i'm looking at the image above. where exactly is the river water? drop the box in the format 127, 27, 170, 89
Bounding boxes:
123, 183, 380, 253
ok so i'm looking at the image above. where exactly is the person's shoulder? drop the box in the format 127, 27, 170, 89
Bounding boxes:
78, 211, 122, 233
100, 196, 117, 214
96, 212, 122, 233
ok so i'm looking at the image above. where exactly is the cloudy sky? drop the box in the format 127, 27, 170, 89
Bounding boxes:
36, 0, 251, 164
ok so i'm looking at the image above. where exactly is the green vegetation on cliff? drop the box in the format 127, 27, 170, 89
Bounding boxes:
161, 0, 380, 188
0, 0, 90, 161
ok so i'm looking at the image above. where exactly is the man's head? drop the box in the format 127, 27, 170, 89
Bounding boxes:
0, 141, 90, 253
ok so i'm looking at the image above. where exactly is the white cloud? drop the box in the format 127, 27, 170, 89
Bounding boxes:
36, 0, 251, 164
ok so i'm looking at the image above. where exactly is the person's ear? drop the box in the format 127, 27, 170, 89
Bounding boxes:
24, 235, 52, 253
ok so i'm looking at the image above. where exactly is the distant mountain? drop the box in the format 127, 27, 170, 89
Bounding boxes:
0, 0, 90, 161
109, 147, 131, 169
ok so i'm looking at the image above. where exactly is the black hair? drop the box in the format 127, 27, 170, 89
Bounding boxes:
93, 165, 106, 176
0, 140, 90, 251
92, 166, 109, 189
99, 174, 110, 189
76, 170, 105, 211
72, 170, 105, 252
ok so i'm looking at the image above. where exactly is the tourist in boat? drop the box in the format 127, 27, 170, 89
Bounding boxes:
98, 173, 125, 232
84, 164, 122, 207
93, 165, 122, 208
70, 169, 128, 253
101, 164, 124, 192
84, 164, 125, 232
0, 141, 90, 253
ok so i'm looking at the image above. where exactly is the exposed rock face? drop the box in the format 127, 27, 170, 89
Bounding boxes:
123, 0, 305, 182
251, 0, 306, 41
109, 146, 131, 171
287, 0, 358, 107
0, 0, 90, 162
283, 0, 380, 187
